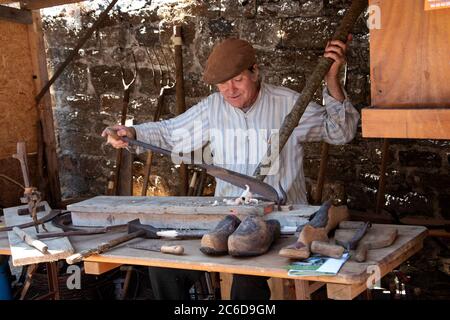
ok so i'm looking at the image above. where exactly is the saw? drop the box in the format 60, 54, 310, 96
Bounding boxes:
105, 128, 281, 204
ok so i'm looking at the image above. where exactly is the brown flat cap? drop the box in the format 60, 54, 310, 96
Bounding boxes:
203, 38, 256, 85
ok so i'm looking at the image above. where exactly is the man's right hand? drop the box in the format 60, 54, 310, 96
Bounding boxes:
101, 125, 136, 149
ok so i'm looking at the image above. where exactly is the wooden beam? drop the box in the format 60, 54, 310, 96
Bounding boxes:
21, 0, 88, 10
0, 5, 32, 24
26, 11, 62, 206
84, 261, 122, 275
362, 108, 450, 139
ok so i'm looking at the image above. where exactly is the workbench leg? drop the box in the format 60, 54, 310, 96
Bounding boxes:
46, 262, 60, 300
219, 273, 232, 300
294, 280, 311, 300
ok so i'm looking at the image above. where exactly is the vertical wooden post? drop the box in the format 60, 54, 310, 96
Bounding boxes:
376, 139, 390, 215
174, 25, 188, 196
26, 11, 61, 207
313, 143, 329, 204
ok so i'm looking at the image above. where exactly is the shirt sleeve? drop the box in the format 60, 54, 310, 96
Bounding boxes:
132, 97, 210, 154
293, 87, 360, 144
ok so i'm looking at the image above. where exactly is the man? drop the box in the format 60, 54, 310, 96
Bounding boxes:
102, 37, 360, 299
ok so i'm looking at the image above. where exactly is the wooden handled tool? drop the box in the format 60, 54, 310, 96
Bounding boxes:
13, 227, 49, 254
66, 219, 182, 264
311, 241, 345, 258
128, 243, 184, 255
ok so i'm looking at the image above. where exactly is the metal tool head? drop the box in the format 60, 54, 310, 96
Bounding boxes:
127, 219, 159, 239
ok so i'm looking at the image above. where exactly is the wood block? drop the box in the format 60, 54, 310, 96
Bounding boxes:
68, 196, 317, 229
68, 196, 277, 229
335, 226, 398, 250
3, 202, 74, 266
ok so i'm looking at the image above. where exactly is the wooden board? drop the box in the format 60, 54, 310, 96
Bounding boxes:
363, 0, 450, 139
362, 108, 450, 139
68, 224, 426, 285
68, 196, 275, 228
67, 196, 317, 229
3, 201, 74, 266
370, 0, 450, 107
0, 19, 39, 159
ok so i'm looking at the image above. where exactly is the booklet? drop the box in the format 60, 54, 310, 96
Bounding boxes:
287, 252, 350, 277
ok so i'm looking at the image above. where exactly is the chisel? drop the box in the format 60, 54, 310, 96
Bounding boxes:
128, 243, 184, 255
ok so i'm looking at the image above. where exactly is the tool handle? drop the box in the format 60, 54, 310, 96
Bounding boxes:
311, 241, 344, 258
12, 142, 31, 188
160, 245, 184, 255
13, 227, 48, 254
66, 230, 144, 264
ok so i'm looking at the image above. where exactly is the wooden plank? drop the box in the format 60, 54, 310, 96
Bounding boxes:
219, 272, 232, 300
362, 108, 450, 139
21, 0, 89, 10
3, 202, 74, 266
369, 0, 450, 107
26, 11, 61, 206
68, 196, 276, 228
0, 5, 31, 24
67, 196, 315, 229
84, 261, 122, 275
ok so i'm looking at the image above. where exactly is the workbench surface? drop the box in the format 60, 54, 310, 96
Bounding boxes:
0, 222, 427, 300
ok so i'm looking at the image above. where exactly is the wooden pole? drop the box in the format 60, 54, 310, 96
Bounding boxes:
376, 139, 390, 214
313, 143, 329, 204
253, 0, 368, 181
26, 11, 61, 207
174, 25, 188, 196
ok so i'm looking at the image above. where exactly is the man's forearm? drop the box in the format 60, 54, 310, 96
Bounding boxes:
325, 76, 345, 103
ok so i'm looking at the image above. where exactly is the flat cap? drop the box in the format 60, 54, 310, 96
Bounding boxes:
202, 38, 256, 85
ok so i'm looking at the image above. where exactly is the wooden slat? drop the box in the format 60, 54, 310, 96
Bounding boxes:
26, 11, 61, 206
0, 5, 31, 24
21, 0, 88, 10
294, 280, 311, 300
3, 202, 74, 266
362, 108, 450, 139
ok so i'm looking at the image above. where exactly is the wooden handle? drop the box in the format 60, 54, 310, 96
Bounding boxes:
66, 230, 144, 264
160, 245, 184, 255
66, 248, 97, 264
311, 241, 344, 258
354, 243, 368, 262
13, 227, 48, 254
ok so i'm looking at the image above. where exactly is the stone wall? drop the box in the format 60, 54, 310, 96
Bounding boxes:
42, 0, 449, 220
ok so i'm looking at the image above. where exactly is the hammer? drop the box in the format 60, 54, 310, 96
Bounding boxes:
66, 219, 181, 264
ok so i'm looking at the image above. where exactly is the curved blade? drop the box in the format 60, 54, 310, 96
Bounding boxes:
120, 136, 280, 203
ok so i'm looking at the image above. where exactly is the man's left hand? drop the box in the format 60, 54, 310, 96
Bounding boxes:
324, 34, 352, 79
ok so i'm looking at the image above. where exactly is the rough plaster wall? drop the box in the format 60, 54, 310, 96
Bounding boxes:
41, 0, 450, 220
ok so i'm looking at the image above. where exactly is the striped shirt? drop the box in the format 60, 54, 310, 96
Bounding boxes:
133, 83, 360, 204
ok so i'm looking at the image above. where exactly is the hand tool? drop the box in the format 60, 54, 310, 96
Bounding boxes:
66, 219, 195, 264
128, 242, 184, 255
0, 209, 64, 233
13, 227, 49, 254
310, 241, 345, 258
104, 128, 281, 204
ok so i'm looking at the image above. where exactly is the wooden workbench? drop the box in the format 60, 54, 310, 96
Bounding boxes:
0, 222, 427, 300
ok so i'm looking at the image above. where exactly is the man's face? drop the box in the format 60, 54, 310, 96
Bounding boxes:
216, 66, 259, 108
